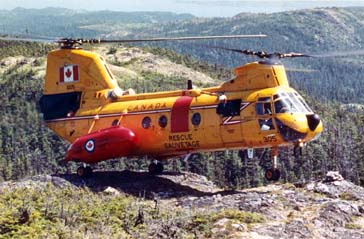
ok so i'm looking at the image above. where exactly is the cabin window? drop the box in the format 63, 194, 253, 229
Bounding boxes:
256, 97, 272, 116
191, 112, 201, 126
142, 117, 151, 129
258, 118, 275, 130
158, 115, 168, 128
216, 99, 242, 117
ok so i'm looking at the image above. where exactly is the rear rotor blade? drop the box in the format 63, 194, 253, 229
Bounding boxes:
206, 45, 310, 59
0, 34, 57, 43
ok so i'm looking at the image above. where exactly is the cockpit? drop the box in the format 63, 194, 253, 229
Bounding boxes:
255, 91, 320, 142
273, 92, 312, 114
256, 91, 313, 116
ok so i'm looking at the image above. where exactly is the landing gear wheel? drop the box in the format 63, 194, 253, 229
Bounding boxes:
148, 163, 157, 174
265, 168, 280, 181
77, 166, 86, 177
76, 166, 93, 178
148, 162, 164, 175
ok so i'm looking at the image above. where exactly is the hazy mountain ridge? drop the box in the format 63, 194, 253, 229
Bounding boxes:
131, 7, 364, 51
0, 7, 195, 37
126, 7, 364, 103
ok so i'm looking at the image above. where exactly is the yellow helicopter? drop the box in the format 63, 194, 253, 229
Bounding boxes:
37, 35, 323, 181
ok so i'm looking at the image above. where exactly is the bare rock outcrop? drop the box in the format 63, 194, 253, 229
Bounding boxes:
1, 170, 364, 238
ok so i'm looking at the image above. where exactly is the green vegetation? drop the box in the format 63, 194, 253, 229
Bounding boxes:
0, 183, 168, 238
340, 192, 358, 201
142, 46, 233, 81
106, 46, 117, 55
0, 40, 55, 58
345, 222, 363, 230
211, 209, 265, 224
0, 63, 66, 181
0, 182, 265, 238
187, 209, 264, 237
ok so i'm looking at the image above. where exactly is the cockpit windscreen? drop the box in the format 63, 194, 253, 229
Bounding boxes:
273, 92, 313, 114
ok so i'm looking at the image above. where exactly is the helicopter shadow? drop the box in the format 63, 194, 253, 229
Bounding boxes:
54, 170, 238, 200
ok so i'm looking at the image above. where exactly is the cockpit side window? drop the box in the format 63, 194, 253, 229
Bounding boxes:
288, 93, 305, 112
256, 97, 272, 116
274, 98, 296, 113
294, 92, 313, 113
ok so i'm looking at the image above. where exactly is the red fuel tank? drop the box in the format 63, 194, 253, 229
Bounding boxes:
65, 126, 138, 163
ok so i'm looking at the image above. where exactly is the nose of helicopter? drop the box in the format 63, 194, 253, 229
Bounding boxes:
306, 113, 323, 141
306, 113, 321, 131
275, 113, 323, 142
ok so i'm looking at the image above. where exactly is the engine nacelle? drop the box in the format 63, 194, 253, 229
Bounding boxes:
65, 126, 138, 163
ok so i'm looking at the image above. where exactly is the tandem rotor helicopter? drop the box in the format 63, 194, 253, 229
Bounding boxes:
6, 34, 325, 181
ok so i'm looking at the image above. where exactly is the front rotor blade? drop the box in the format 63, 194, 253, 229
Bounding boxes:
309, 50, 364, 58
281, 52, 311, 58
94, 34, 267, 43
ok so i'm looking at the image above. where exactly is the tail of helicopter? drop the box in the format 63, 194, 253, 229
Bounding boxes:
39, 47, 120, 121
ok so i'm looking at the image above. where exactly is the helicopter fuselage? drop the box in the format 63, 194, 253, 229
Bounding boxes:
40, 48, 323, 164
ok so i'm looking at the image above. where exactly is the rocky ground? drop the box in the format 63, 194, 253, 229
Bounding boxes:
1, 171, 364, 238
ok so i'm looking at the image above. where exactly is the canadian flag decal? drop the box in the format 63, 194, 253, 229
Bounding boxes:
59, 65, 79, 83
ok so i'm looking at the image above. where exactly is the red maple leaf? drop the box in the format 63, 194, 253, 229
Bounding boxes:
65, 68, 72, 78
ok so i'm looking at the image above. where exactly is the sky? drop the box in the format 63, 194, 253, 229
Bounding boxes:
1, 0, 364, 17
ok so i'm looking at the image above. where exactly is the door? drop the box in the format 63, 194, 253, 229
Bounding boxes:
217, 99, 244, 145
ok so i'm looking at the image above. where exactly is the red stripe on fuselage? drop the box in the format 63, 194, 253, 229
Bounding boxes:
73, 65, 79, 81
171, 96, 193, 133
59, 66, 64, 83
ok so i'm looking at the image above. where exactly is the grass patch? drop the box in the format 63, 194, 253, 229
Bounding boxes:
345, 223, 363, 230
186, 209, 265, 237
339, 192, 358, 201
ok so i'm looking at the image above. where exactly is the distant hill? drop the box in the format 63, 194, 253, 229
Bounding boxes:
0, 7, 195, 38
134, 7, 364, 52
126, 7, 364, 103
